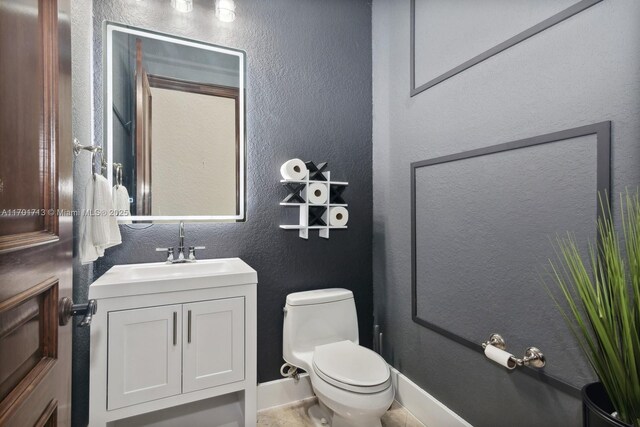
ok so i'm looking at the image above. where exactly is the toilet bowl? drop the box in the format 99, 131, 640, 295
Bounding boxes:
282, 289, 394, 427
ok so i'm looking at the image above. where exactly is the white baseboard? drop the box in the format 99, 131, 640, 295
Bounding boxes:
257, 373, 314, 411
257, 367, 472, 427
390, 367, 472, 427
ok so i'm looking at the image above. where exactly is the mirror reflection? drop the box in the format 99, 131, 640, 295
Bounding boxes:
106, 24, 245, 221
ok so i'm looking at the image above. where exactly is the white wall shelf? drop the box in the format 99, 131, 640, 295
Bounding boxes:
279, 166, 349, 240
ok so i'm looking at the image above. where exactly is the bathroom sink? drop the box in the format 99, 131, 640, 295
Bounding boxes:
108, 260, 231, 281
89, 258, 257, 299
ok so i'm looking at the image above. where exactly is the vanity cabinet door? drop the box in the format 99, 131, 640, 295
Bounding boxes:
183, 297, 245, 393
107, 305, 182, 410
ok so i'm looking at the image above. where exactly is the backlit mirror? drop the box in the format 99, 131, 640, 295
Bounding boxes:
105, 23, 245, 222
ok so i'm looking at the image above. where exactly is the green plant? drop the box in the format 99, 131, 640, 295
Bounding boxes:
547, 190, 640, 427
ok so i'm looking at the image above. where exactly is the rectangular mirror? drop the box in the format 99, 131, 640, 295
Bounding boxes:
105, 23, 245, 222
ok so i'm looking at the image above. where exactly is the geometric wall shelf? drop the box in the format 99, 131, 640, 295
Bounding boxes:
279, 161, 348, 239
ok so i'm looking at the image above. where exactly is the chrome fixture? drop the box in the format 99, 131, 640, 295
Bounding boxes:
178, 221, 186, 260
73, 138, 101, 156
519, 347, 546, 368
280, 362, 299, 380
156, 247, 176, 262
113, 163, 123, 187
156, 221, 206, 263
215, 0, 236, 22
59, 297, 98, 327
171, 0, 193, 13
168, 0, 235, 19
483, 333, 506, 350
373, 324, 383, 355
482, 333, 546, 368
73, 138, 107, 179
189, 246, 206, 260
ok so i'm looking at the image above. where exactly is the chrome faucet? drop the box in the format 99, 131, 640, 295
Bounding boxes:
178, 221, 186, 261
155, 221, 206, 263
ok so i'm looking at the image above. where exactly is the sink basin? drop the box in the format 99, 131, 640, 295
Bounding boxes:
107, 259, 231, 282
89, 258, 257, 299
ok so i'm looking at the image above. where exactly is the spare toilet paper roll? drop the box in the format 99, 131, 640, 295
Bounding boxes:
308, 183, 328, 205
329, 207, 349, 227
280, 158, 307, 181
484, 345, 517, 370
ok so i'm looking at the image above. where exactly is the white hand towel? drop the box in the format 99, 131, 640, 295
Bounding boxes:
92, 174, 121, 255
79, 175, 100, 264
79, 174, 123, 264
112, 185, 132, 224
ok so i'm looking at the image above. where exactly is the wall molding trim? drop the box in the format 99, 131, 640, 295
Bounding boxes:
257, 368, 472, 427
390, 367, 472, 427
257, 374, 314, 411
410, 121, 611, 397
410, 0, 603, 97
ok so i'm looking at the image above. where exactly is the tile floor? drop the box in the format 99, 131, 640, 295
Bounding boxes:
257, 398, 425, 427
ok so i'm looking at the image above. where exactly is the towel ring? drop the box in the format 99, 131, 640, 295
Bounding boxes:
91, 149, 106, 180
113, 163, 123, 187
73, 138, 103, 180
91, 150, 98, 177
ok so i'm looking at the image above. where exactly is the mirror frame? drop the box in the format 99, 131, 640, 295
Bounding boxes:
104, 22, 246, 222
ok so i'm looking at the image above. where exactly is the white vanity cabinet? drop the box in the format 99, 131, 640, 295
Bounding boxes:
182, 298, 245, 393
88, 258, 257, 427
107, 304, 183, 410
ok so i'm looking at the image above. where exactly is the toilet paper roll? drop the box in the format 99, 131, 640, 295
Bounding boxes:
280, 158, 307, 181
484, 345, 517, 370
329, 207, 349, 227
308, 183, 328, 205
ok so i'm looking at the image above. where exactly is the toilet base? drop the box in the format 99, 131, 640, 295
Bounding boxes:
307, 402, 331, 426
307, 400, 383, 427
332, 413, 383, 427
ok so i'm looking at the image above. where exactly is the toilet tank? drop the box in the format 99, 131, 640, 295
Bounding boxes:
283, 289, 359, 367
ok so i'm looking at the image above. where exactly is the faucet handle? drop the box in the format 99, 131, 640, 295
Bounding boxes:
188, 246, 206, 260
156, 247, 174, 262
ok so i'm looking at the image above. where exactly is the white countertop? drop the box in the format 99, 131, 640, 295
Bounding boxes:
89, 257, 258, 299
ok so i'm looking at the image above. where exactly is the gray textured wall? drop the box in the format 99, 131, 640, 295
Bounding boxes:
414, 134, 598, 386
372, 1, 640, 427
71, 0, 372, 426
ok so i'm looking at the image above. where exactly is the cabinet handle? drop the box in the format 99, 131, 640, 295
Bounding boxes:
173, 312, 177, 346
187, 310, 192, 343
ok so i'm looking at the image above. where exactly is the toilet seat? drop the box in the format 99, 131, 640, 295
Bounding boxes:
312, 340, 391, 394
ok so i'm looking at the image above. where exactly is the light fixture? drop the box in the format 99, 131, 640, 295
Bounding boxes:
215, 0, 236, 22
171, 0, 193, 13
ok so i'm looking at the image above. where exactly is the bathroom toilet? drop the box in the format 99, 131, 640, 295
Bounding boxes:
283, 289, 394, 427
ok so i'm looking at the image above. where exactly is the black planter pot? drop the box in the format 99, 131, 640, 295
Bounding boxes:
583, 382, 632, 427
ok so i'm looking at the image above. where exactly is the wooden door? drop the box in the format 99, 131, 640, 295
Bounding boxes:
135, 39, 152, 216
107, 305, 182, 410
0, 0, 73, 425
182, 298, 245, 393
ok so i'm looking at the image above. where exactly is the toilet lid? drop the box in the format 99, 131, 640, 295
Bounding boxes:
312, 341, 390, 393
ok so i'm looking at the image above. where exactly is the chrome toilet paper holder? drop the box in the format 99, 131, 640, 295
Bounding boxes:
482, 333, 546, 368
